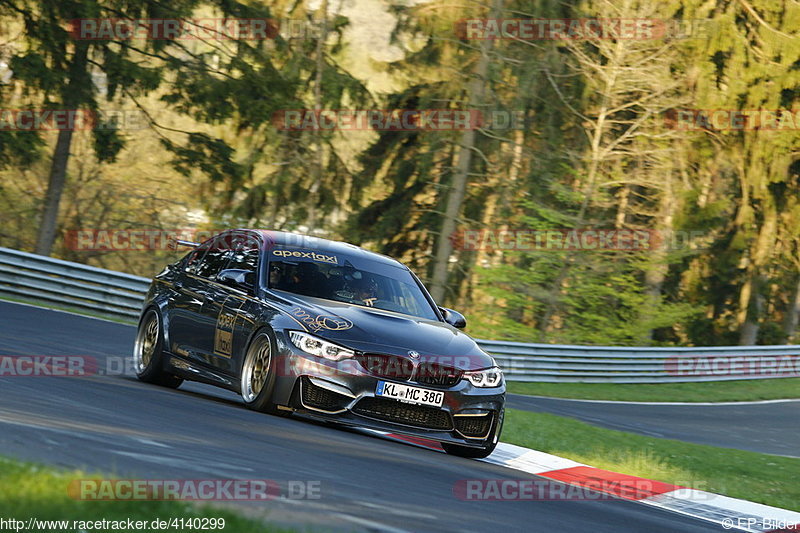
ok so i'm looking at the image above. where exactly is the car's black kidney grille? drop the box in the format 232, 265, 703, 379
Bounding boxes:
353, 397, 452, 430
301, 377, 349, 412
454, 413, 494, 438
415, 363, 462, 387
355, 354, 414, 381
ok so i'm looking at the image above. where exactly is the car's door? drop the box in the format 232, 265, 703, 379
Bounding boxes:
166, 241, 210, 359
202, 232, 262, 375
167, 234, 232, 366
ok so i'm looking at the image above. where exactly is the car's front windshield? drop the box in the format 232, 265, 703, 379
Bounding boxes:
267, 248, 438, 320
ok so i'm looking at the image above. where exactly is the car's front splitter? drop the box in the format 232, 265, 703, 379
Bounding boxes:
271, 348, 505, 448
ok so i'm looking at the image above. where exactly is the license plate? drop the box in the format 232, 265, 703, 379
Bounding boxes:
375, 381, 444, 407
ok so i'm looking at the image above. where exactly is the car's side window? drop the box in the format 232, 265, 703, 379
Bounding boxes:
184, 244, 210, 275
195, 236, 232, 279
227, 235, 260, 274
225, 235, 260, 290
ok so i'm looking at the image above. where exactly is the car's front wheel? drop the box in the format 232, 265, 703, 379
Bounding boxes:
240, 330, 290, 416
442, 408, 504, 459
133, 308, 183, 389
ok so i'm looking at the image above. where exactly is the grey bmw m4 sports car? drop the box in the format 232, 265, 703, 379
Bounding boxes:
134, 229, 505, 458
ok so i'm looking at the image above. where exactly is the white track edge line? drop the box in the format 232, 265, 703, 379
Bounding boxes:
510, 394, 800, 406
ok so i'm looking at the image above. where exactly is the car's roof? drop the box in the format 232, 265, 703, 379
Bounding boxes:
236, 229, 407, 270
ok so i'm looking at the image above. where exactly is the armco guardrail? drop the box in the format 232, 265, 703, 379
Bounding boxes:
481, 340, 800, 383
1, 246, 798, 383
0, 247, 149, 321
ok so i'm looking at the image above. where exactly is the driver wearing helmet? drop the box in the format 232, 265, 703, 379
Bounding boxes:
351, 275, 379, 306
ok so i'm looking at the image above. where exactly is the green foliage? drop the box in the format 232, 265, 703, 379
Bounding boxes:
92, 128, 125, 163
0, 457, 290, 532
163, 133, 244, 186
0, 130, 44, 167
2, 0, 799, 346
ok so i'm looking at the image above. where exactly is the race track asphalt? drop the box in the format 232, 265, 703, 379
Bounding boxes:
507, 393, 799, 458
0, 300, 730, 532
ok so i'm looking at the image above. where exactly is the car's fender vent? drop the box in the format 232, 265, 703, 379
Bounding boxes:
353, 397, 452, 430
300, 377, 350, 413
415, 363, 463, 387
454, 412, 494, 439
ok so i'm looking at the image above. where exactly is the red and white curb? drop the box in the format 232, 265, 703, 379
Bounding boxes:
364, 432, 799, 533
483, 443, 799, 533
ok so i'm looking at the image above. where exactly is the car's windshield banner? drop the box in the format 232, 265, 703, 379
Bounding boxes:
271, 249, 339, 265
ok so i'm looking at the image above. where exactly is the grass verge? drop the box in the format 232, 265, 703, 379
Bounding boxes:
506, 378, 800, 402
502, 409, 800, 512
0, 457, 287, 532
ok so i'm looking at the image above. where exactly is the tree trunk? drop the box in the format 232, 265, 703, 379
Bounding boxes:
35, 42, 88, 256
429, 0, 501, 303
738, 284, 763, 345
306, 0, 328, 231
783, 274, 800, 344
35, 128, 75, 255
640, 169, 677, 341
737, 203, 777, 345
614, 185, 629, 228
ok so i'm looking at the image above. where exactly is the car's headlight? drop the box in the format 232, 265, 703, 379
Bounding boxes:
289, 331, 354, 361
464, 367, 503, 388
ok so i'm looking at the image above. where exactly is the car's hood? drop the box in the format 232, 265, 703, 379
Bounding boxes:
265, 291, 494, 371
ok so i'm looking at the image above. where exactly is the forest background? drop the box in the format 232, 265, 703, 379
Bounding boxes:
1, 0, 798, 346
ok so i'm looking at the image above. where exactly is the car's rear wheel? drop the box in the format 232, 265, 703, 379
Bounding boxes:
442, 408, 504, 459
134, 308, 183, 389
241, 330, 290, 416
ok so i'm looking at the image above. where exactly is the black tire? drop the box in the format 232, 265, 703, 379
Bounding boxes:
240, 329, 290, 416
442, 408, 504, 459
133, 308, 183, 389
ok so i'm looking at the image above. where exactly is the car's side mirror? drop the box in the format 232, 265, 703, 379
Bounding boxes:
439, 307, 467, 329
218, 269, 255, 292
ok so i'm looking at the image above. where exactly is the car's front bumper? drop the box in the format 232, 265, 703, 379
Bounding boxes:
272, 335, 505, 448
